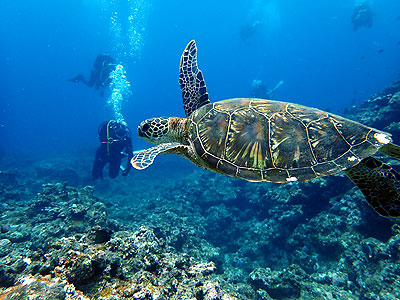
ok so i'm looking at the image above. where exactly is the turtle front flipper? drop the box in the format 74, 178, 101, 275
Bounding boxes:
344, 157, 400, 217
179, 40, 210, 117
131, 143, 186, 170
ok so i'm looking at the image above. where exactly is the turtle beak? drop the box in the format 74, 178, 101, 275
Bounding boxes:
137, 126, 144, 137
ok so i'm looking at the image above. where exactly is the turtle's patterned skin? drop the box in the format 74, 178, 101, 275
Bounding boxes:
187, 98, 388, 182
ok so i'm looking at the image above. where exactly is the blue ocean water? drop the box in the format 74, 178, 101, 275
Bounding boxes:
1, 2, 400, 298
0, 0, 400, 159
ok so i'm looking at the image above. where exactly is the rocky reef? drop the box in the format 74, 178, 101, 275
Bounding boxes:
0, 183, 237, 299
1, 80, 400, 299
345, 79, 400, 141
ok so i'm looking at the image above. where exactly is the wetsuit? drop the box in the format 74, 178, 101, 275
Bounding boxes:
68, 54, 116, 94
88, 55, 116, 90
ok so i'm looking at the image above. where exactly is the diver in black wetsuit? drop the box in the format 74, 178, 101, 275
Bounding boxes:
351, 1, 374, 30
68, 54, 116, 96
92, 120, 133, 180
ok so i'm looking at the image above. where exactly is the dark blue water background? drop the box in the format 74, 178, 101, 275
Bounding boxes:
1, 0, 400, 160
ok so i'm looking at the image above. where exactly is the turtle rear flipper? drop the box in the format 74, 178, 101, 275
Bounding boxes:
379, 143, 400, 159
344, 157, 400, 217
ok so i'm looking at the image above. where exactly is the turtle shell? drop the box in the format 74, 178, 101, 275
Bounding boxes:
187, 98, 392, 182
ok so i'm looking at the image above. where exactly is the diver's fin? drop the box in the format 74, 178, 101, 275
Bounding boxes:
379, 143, 400, 160
344, 157, 400, 217
130, 143, 185, 170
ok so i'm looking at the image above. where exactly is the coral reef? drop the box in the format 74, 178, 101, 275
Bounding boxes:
345, 79, 400, 141
0, 184, 237, 299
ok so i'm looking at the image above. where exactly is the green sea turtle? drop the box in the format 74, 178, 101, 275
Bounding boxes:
131, 40, 400, 217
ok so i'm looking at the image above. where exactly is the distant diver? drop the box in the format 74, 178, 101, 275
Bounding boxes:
240, 21, 261, 41
92, 120, 133, 180
251, 79, 284, 98
351, 1, 374, 30
68, 54, 116, 96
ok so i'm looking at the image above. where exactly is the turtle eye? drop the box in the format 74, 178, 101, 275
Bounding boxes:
142, 123, 150, 132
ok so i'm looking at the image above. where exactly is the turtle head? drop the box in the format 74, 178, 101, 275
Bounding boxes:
137, 117, 170, 144
137, 117, 187, 145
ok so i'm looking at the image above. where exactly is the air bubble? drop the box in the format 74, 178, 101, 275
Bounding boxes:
107, 64, 132, 125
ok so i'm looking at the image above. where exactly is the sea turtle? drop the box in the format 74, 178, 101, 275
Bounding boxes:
131, 40, 400, 217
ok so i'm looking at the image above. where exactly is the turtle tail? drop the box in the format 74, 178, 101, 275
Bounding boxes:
344, 157, 400, 217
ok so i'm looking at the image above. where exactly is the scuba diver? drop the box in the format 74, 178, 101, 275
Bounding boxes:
92, 120, 133, 180
351, 1, 374, 30
240, 20, 261, 41
68, 54, 116, 96
251, 79, 284, 98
